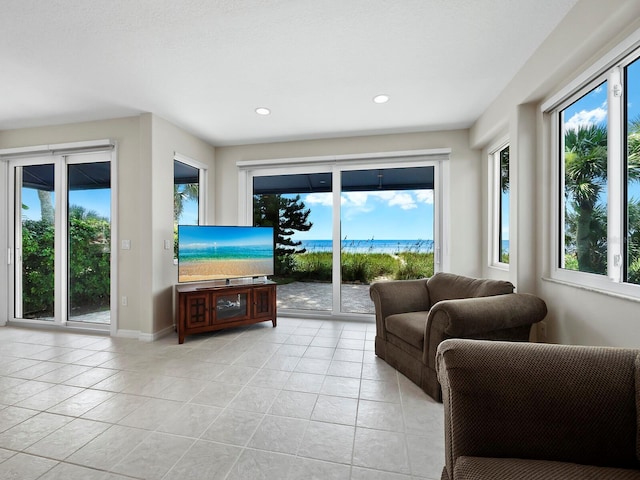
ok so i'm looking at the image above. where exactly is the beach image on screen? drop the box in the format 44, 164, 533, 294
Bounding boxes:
178, 225, 274, 282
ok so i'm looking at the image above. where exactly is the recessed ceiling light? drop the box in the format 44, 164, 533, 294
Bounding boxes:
255, 107, 271, 115
373, 94, 390, 104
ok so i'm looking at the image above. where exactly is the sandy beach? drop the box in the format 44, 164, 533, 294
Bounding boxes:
179, 259, 273, 282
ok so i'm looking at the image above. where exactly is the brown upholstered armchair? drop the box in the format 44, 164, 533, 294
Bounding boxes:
370, 272, 547, 402
437, 339, 640, 479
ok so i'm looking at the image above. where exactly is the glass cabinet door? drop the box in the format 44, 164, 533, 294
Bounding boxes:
214, 291, 249, 322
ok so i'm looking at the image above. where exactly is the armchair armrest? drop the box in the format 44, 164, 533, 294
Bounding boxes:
429, 293, 547, 336
436, 339, 639, 478
423, 293, 546, 365
370, 279, 430, 339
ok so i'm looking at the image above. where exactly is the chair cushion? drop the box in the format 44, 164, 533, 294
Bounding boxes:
427, 272, 513, 305
454, 456, 640, 480
385, 311, 429, 350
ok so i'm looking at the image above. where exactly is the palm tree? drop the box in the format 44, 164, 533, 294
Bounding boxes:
626, 118, 640, 282
500, 146, 509, 193
564, 119, 640, 277
564, 123, 608, 274
37, 190, 54, 224
174, 183, 199, 224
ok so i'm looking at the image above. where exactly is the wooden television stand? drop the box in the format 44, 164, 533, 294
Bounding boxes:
175, 279, 277, 344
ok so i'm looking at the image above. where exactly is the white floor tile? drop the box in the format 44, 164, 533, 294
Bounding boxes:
0, 452, 58, 480
163, 439, 242, 480
226, 448, 293, 480
353, 427, 411, 474
0, 322, 445, 480
311, 395, 358, 426
111, 432, 194, 479
297, 421, 355, 464
202, 408, 264, 446
268, 390, 318, 419
248, 415, 308, 454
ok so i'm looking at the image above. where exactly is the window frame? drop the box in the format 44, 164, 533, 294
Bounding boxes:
174, 152, 208, 227
545, 29, 640, 298
488, 139, 510, 269
2, 142, 117, 333
236, 149, 450, 320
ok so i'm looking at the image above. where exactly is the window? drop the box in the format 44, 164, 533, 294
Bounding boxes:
559, 80, 608, 276
490, 143, 510, 266
6, 147, 114, 329
548, 40, 640, 295
240, 150, 448, 319
251, 166, 436, 316
173, 155, 207, 257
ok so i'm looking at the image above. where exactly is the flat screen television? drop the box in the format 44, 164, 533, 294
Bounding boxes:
177, 225, 275, 283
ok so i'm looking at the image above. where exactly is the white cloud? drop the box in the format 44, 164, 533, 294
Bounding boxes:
307, 190, 430, 221
564, 106, 607, 132
388, 192, 417, 210
341, 190, 431, 211
304, 192, 332, 206
415, 190, 434, 204
342, 192, 370, 207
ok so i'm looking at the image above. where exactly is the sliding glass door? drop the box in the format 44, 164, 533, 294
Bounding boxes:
67, 161, 111, 323
253, 169, 334, 312
15, 162, 56, 320
10, 152, 113, 327
339, 166, 435, 314
248, 158, 439, 318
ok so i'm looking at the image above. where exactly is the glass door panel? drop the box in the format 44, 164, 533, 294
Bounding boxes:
67, 162, 111, 324
340, 166, 435, 314
16, 164, 56, 320
253, 172, 333, 312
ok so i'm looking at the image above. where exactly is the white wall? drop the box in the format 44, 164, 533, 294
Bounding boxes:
0, 116, 143, 332
147, 114, 215, 336
0, 114, 215, 338
215, 130, 481, 277
474, 0, 640, 347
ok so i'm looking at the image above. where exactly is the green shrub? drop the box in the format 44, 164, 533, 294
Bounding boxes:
293, 252, 332, 281
68, 215, 111, 311
21, 214, 110, 317
21, 220, 55, 316
564, 253, 579, 270
394, 252, 434, 280
276, 250, 434, 284
341, 253, 370, 282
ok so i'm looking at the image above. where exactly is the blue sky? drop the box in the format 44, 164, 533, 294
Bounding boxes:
22, 188, 111, 221
561, 57, 640, 204
287, 190, 434, 241
179, 225, 272, 248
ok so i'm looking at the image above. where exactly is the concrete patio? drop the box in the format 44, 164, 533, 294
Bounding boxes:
276, 281, 374, 314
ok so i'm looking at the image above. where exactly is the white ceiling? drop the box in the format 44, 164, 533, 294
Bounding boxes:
1, 0, 578, 146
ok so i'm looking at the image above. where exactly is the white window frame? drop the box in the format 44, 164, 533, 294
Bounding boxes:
543, 27, 640, 299
488, 138, 510, 270
236, 149, 450, 319
174, 152, 208, 226
1, 140, 118, 333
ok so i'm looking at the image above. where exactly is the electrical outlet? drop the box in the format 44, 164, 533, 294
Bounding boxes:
538, 321, 547, 341
121, 296, 128, 306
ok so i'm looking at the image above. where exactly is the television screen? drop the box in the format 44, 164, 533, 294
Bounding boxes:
177, 225, 275, 283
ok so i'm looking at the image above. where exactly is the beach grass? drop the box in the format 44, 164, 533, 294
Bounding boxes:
281, 251, 434, 283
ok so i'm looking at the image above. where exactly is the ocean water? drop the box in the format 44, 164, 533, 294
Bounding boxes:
297, 239, 434, 254
179, 244, 273, 262
295, 239, 510, 255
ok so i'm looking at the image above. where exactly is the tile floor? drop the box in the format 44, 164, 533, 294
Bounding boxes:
0, 318, 444, 479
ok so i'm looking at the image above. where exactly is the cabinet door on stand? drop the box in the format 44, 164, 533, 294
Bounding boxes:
253, 286, 276, 322
184, 292, 211, 329
214, 289, 251, 324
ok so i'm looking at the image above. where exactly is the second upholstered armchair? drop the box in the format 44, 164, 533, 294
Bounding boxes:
370, 272, 547, 401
